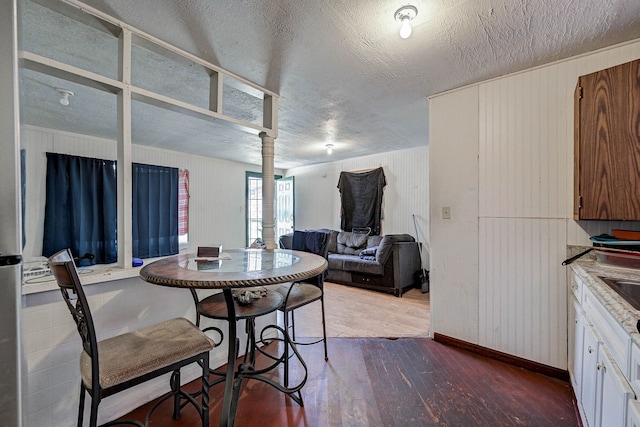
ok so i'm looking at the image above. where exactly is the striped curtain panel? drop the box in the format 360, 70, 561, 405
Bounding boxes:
178, 169, 189, 235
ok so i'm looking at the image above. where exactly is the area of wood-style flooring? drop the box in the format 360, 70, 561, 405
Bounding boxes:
123, 283, 578, 426
289, 281, 430, 338
126, 337, 577, 426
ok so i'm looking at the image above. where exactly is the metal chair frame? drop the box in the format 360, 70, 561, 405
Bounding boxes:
48, 249, 212, 427
277, 231, 330, 386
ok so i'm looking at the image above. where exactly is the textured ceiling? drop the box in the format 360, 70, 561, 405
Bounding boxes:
19, 0, 640, 169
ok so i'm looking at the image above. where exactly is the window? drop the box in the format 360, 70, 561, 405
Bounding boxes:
43, 153, 118, 265
131, 163, 179, 258
245, 172, 292, 247
43, 152, 187, 264
246, 172, 263, 246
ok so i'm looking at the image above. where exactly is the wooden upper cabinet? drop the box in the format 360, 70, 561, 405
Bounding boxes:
574, 58, 640, 220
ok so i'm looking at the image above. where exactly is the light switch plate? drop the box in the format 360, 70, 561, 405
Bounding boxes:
442, 207, 451, 219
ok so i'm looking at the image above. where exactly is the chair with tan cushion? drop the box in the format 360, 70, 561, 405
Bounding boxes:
275, 230, 330, 386
48, 248, 215, 427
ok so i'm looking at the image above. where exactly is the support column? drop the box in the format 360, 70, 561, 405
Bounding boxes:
260, 132, 277, 249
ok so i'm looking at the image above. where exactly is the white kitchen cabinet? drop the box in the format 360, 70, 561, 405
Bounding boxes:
582, 321, 602, 427
631, 343, 640, 398
599, 346, 634, 427
628, 399, 640, 427
570, 271, 637, 427
571, 297, 585, 401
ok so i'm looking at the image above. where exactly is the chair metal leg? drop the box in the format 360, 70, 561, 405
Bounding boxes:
77, 383, 86, 427
171, 369, 181, 420
291, 310, 296, 341
201, 354, 210, 427
283, 309, 290, 387
320, 296, 328, 361
89, 389, 100, 427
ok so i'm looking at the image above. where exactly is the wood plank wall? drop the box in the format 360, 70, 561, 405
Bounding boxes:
430, 38, 640, 369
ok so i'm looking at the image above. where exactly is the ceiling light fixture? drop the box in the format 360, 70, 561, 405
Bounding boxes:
395, 5, 418, 39
326, 143, 334, 155
56, 88, 75, 106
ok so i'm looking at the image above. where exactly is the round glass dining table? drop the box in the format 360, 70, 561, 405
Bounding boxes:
139, 248, 327, 427
140, 248, 327, 289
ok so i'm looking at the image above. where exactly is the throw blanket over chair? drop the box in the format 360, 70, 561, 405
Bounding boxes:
276, 230, 330, 386
48, 248, 215, 427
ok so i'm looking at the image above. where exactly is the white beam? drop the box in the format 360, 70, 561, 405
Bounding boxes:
117, 29, 133, 268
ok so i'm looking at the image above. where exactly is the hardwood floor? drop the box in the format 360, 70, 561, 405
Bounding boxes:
289, 281, 430, 338
126, 337, 577, 426
123, 284, 578, 426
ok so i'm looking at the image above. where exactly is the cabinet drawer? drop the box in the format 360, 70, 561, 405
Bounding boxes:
584, 285, 631, 375
570, 273, 583, 302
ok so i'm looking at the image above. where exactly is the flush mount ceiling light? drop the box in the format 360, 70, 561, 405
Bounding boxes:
56, 88, 75, 106
325, 143, 334, 155
395, 5, 418, 39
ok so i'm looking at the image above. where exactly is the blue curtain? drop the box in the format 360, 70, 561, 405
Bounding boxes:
43, 153, 117, 264
132, 163, 178, 258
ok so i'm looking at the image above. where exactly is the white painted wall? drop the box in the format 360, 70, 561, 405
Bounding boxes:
429, 38, 640, 369
285, 146, 430, 269
429, 86, 479, 344
20, 126, 281, 426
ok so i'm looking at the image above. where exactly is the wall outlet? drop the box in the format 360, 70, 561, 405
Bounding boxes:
442, 206, 451, 219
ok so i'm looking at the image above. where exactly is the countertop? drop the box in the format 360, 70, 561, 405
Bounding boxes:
570, 256, 640, 346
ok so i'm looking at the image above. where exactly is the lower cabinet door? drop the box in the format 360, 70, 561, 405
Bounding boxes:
571, 298, 584, 401
582, 322, 601, 427
599, 347, 633, 427
627, 399, 640, 427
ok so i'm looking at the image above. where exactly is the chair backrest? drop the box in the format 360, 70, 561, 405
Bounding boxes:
48, 249, 100, 386
295, 230, 330, 287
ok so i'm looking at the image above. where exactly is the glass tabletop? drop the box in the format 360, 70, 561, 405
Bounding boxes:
181, 250, 301, 273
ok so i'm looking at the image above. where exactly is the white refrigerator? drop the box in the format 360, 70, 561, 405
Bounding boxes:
1, 0, 24, 425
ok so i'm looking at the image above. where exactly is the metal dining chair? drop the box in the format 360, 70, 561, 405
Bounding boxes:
48, 248, 215, 427
276, 230, 330, 386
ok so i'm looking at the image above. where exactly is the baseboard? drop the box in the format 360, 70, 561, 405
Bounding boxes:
432, 333, 570, 381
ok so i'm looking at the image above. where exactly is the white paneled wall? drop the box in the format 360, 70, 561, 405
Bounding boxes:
20, 126, 279, 426
429, 85, 479, 343
478, 218, 567, 367
286, 146, 430, 268
430, 38, 640, 369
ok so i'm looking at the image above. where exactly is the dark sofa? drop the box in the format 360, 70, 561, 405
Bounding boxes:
280, 229, 421, 297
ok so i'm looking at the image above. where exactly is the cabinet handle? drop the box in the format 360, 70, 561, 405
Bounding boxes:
596, 363, 605, 372
588, 346, 594, 353
575, 318, 578, 324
